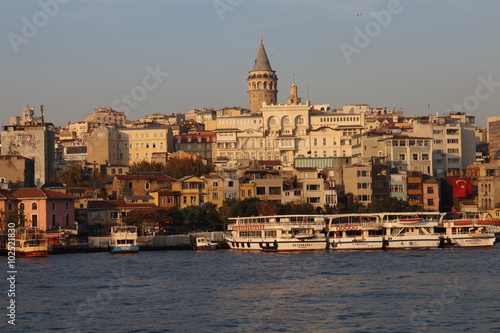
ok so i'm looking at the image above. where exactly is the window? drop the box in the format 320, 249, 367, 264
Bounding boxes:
357, 170, 370, 177
269, 187, 281, 195
434, 139, 443, 144
390, 185, 404, 192
19, 203, 25, 211
358, 195, 370, 202
427, 187, 434, 194
65, 201, 70, 210
212, 193, 219, 199
228, 181, 234, 187
65, 214, 70, 227
358, 183, 370, 189
399, 154, 406, 160
111, 212, 119, 219
128, 182, 133, 189
306, 184, 320, 191
447, 138, 459, 144
183, 196, 187, 204
32, 202, 38, 210
412, 153, 419, 161
213, 182, 219, 188
256, 187, 266, 195
145, 182, 151, 190
31, 215, 38, 227
422, 154, 429, 160
307, 197, 320, 203
8, 203, 13, 211
447, 148, 459, 154
52, 214, 57, 227
427, 199, 435, 206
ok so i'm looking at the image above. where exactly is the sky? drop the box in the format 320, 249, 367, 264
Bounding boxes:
0, 0, 499, 127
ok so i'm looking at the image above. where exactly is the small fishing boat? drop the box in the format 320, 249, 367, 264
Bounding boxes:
193, 237, 218, 250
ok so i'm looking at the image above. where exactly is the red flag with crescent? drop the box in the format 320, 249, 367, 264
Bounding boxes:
450, 178, 472, 198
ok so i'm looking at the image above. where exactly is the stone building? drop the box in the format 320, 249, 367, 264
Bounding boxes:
247, 37, 278, 113
83, 106, 126, 126
0, 155, 35, 188
1, 106, 55, 187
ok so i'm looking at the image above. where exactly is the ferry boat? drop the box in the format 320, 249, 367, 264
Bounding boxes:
327, 214, 384, 250
193, 237, 218, 250
225, 215, 328, 251
14, 227, 49, 257
109, 225, 139, 254
439, 212, 496, 247
379, 212, 445, 249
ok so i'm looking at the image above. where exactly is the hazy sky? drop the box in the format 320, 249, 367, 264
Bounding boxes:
1, 0, 499, 127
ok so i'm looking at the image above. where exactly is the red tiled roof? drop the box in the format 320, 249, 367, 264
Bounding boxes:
258, 160, 282, 166
12, 188, 74, 199
0, 190, 17, 200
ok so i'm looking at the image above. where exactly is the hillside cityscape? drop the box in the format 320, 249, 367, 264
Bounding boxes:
1, 39, 500, 236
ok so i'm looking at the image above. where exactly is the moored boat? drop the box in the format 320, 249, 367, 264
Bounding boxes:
225, 215, 328, 252
110, 225, 139, 254
380, 212, 445, 249
327, 214, 384, 250
193, 237, 218, 250
14, 227, 48, 257
439, 212, 496, 247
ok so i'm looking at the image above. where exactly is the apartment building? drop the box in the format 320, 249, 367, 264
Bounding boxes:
488, 116, 500, 161
412, 113, 477, 177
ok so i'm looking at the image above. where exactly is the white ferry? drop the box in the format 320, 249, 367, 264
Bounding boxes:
327, 214, 384, 250
225, 215, 328, 251
110, 225, 139, 254
14, 227, 49, 257
379, 212, 445, 249
439, 212, 496, 247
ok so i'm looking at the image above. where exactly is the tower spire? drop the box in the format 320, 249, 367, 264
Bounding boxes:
247, 36, 278, 112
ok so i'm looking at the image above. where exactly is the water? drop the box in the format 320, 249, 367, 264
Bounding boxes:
2, 247, 499, 332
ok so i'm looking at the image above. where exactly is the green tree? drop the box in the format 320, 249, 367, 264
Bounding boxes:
129, 160, 165, 172
0, 209, 27, 232
257, 200, 278, 216
52, 164, 87, 187
163, 157, 212, 179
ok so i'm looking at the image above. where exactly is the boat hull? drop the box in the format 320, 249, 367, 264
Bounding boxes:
446, 235, 496, 247
111, 245, 139, 254
17, 249, 48, 257
383, 236, 441, 249
226, 239, 327, 251
193, 245, 218, 250
330, 237, 384, 250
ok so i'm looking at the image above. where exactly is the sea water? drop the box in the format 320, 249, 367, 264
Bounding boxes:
1, 247, 499, 332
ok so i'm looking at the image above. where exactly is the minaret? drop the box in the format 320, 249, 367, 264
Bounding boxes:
247, 35, 278, 113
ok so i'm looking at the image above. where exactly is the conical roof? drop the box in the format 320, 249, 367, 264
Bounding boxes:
252, 41, 273, 71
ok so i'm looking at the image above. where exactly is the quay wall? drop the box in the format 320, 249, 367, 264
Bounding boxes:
88, 232, 225, 248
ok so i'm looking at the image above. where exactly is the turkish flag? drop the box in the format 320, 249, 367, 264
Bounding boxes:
450, 178, 472, 198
